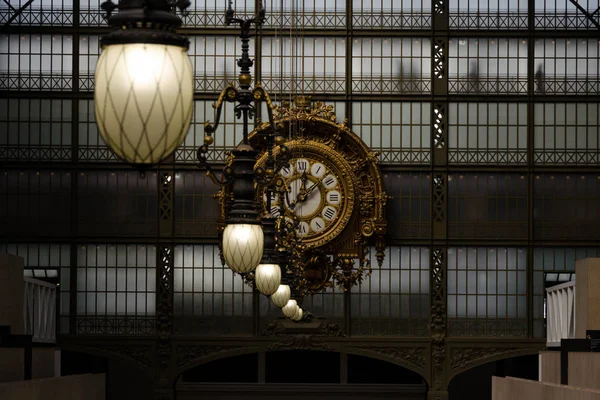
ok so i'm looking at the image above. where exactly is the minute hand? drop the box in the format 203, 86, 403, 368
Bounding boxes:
304, 179, 322, 196
295, 178, 323, 205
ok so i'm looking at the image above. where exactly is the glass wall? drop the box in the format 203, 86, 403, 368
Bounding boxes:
1, 0, 599, 340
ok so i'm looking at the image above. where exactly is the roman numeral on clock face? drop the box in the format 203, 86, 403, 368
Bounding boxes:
323, 174, 337, 189
310, 217, 325, 233
327, 191, 341, 205
281, 165, 293, 177
322, 206, 337, 221
297, 221, 309, 236
310, 162, 326, 178
296, 159, 308, 172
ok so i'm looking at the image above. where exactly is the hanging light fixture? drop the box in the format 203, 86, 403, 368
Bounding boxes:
196, 1, 280, 275
282, 299, 300, 319
271, 284, 291, 308
95, 0, 315, 322
254, 215, 281, 295
291, 307, 303, 322
94, 0, 194, 164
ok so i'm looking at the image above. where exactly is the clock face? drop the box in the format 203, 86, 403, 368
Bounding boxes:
259, 140, 355, 248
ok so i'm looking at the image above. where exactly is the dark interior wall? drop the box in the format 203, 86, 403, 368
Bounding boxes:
177, 385, 427, 400
106, 358, 154, 400
62, 350, 153, 400
448, 354, 538, 400
178, 351, 428, 399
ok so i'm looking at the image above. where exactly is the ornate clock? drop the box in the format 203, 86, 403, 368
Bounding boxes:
262, 140, 355, 249
247, 97, 387, 294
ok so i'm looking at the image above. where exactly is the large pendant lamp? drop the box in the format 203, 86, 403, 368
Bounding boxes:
254, 215, 281, 295
94, 0, 194, 164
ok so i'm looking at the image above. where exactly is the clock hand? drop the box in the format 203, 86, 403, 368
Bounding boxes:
295, 172, 308, 203
304, 179, 321, 196
296, 176, 325, 204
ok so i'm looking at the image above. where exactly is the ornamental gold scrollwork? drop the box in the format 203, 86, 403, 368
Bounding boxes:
223, 98, 388, 296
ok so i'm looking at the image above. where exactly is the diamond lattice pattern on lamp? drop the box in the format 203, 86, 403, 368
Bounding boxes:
222, 224, 264, 273
255, 263, 281, 295
95, 43, 193, 164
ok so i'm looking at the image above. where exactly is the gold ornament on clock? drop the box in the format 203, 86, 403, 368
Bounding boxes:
259, 140, 356, 249
218, 97, 387, 296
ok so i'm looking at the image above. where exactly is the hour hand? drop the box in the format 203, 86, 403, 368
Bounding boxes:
300, 172, 308, 192
304, 179, 320, 196
294, 172, 308, 203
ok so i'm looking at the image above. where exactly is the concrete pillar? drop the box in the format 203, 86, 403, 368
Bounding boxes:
575, 258, 600, 338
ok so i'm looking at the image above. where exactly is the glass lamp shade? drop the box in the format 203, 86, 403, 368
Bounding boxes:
271, 284, 291, 308
282, 299, 299, 319
255, 263, 281, 295
222, 223, 264, 273
94, 43, 194, 164
291, 307, 303, 321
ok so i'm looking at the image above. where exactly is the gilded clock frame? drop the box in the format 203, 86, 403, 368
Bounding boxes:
256, 139, 356, 249
249, 98, 388, 275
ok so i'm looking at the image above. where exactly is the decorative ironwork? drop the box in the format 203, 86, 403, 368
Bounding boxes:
377, 150, 431, 164
430, 248, 446, 378
433, 40, 445, 80
353, 13, 431, 29
75, 317, 156, 335
433, 175, 445, 223
157, 246, 174, 384
449, 150, 528, 165
244, 99, 387, 297
448, 79, 528, 94
179, 11, 253, 28
449, 13, 528, 29
534, 12, 600, 29
0, 146, 71, 162
534, 79, 600, 95
159, 173, 173, 221
566, 0, 600, 29
448, 318, 528, 337
157, 246, 173, 337
0, 74, 73, 91
261, 77, 346, 94
77, 148, 120, 162
433, 106, 445, 150
431, 250, 444, 300
259, 319, 346, 337
352, 79, 431, 94
0, 9, 74, 26
268, 335, 334, 352
265, 12, 346, 28
434, 0, 445, 15
450, 347, 521, 370
356, 346, 427, 371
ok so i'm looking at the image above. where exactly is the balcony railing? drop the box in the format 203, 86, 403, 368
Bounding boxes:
546, 280, 576, 347
23, 277, 56, 343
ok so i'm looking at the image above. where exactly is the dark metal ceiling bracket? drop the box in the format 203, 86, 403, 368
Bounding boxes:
2, 0, 17, 12
568, 0, 600, 29
4, 0, 35, 27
